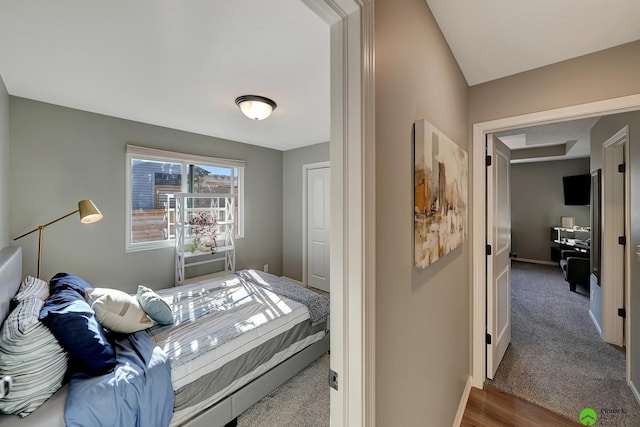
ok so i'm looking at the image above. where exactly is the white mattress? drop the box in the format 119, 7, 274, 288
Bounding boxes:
149, 274, 328, 426
152, 275, 313, 389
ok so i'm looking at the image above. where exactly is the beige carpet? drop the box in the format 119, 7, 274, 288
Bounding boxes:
238, 354, 329, 427
488, 261, 640, 426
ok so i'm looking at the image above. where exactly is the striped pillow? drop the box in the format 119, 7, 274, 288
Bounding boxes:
13, 276, 49, 302
0, 297, 68, 417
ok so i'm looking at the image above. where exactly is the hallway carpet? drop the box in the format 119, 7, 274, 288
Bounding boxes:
487, 261, 640, 426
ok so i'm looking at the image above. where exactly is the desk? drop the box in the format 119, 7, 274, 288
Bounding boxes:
551, 227, 590, 262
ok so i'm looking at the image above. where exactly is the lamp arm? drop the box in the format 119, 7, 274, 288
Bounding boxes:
13, 209, 80, 241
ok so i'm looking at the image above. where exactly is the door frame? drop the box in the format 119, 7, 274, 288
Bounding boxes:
471, 93, 640, 388
304, 0, 375, 425
601, 126, 630, 348
302, 161, 331, 288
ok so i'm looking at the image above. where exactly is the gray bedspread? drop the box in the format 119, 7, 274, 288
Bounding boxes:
235, 270, 329, 326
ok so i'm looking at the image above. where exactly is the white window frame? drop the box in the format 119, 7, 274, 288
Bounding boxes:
126, 144, 245, 252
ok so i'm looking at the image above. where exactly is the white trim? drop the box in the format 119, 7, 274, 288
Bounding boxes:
514, 258, 557, 266
590, 308, 603, 337
309, 0, 374, 426
453, 376, 473, 427
601, 126, 627, 347
126, 144, 245, 168
629, 378, 640, 408
302, 161, 331, 288
472, 93, 640, 388
362, 2, 376, 425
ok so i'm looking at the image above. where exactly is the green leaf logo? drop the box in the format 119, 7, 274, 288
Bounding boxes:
579, 407, 598, 426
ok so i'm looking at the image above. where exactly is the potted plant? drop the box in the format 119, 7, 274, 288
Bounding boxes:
189, 212, 218, 254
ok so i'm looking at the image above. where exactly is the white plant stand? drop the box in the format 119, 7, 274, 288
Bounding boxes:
175, 193, 235, 286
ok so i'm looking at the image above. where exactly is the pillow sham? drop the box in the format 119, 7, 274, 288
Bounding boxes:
85, 288, 153, 333
13, 276, 49, 302
136, 285, 174, 325
0, 297, 68, 417
39, 273, 116, 376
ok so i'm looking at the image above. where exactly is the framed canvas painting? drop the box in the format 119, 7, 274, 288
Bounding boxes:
414, 119, 468, 268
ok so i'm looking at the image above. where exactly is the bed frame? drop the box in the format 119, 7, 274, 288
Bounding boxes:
0, 245, 329, 427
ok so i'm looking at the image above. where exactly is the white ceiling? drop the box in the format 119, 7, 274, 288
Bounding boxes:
425, 0, 640, 86
1, 2, 639, 152
495, 117, 599, 163
0, 1, 330, 151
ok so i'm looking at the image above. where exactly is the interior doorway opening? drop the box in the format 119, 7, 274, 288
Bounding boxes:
473, 104, 640, 422
472, 94, 640, 389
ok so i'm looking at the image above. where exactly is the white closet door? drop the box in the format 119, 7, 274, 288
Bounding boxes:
307, 166, 330, 292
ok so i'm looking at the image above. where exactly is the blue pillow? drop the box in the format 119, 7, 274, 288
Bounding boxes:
136, 285, 174, 325
39, 273, 116, 376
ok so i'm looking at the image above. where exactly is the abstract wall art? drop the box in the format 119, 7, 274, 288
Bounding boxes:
414, 119, 468, 268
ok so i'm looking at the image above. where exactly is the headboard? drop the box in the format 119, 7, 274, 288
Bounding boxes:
0, 246, 22, 323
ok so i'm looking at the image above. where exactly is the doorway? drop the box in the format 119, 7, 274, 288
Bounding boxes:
471, 94, 640, 389
474, 105, 640, 422
305, 1, 375, 425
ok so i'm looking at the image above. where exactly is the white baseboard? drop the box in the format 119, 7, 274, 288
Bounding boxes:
453, 376, 473, 427
589, 309, 603, 338
629, 379, 640, 408
514, 258, 557, 266
281, 276, 306, 287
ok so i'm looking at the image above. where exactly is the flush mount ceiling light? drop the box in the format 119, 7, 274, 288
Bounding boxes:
235, 95, 277, 120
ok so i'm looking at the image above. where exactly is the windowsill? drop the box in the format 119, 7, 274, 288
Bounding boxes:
127, 234, 243, 253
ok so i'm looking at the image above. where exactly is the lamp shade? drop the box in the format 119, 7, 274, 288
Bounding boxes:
235, 95, 277, 120
78, 199, 103, 224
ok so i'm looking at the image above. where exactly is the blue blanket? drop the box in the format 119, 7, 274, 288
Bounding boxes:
64, 331, 174, 427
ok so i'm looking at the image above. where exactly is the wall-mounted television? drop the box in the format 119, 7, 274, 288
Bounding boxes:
562, 173, 591, 205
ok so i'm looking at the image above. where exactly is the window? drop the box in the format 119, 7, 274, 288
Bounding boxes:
126, 145, 244, 251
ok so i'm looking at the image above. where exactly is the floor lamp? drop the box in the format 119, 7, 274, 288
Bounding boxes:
13, 199, 103, 279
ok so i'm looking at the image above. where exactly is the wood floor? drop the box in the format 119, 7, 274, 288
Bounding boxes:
461, 384, 581, 427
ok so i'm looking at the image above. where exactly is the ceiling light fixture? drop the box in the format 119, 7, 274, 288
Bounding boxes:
235, 95, 277, 120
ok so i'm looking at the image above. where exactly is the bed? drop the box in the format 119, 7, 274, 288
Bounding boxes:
0, 245, 330, 427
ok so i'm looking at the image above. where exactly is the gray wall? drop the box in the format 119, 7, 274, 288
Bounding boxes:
469, 38, 640, 411
590, 111, 640, 371
469, 40, 640, 124
9, 97, 283, 292
0, 75, 8, 247
282, 142, 329, 281
376, 0, 470, 425
511, 158, 590, 262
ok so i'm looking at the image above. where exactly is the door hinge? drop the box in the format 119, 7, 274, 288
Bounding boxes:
619, 163, 626, 173
619, 236, 626, 246
329, 369, 338, 391
486, 333, 492, 345
486, 244, 492, 256
486, 155, 492, 166
618, 308, 627, 318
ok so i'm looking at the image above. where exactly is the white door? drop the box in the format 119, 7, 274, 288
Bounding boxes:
602, 128, 628, 347
486, 134, 512, 379
306, 166, 330, 292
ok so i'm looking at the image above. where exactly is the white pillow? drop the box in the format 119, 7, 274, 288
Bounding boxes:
0, 297, 68, 417
13, 276, 49, 302
85, 288, 153, 333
